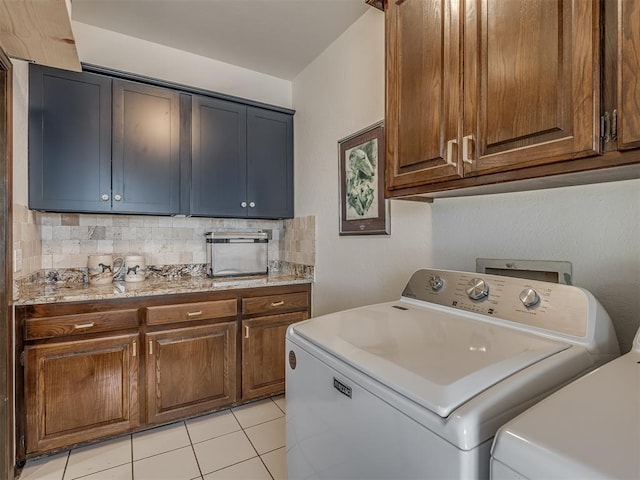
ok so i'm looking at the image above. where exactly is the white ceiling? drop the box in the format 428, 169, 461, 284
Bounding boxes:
70, 0, 370, 80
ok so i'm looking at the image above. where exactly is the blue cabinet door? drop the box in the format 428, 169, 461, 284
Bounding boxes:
29, 66, 112, 212
112, 79, 181, 215
191, 96, 247, 217
246, 107, 293, 219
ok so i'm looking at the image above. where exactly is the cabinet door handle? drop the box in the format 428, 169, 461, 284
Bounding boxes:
148, 340, 153, 355
241, 201, 248, 208
73, 322, 95, 330
446, 139, 457, 166
114, 194, 122, 201
132, 341, 137, 357
187, 311, 203, 317
249, 202, 256, 208
271, 300, 285, 307
101, 194, 109, 201
462, 135, 474, 164
245, 325, 250, 338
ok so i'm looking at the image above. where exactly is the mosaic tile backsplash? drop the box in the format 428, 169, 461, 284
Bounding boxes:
12, 210, 316, 299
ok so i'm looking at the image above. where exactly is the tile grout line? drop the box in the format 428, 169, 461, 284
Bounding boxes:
232, 408, 277, 480
184, 421, 205, 480
61, 450, 71, 480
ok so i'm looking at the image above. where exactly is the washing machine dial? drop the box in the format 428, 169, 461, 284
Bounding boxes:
519, 288, 540, 308
429, 275, 444, 291
466, 278, 489, 300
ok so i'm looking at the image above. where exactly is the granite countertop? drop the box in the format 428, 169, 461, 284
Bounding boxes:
14, 273, 312, 306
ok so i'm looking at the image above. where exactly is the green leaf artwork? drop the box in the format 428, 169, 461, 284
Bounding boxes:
345, 138, 379, 220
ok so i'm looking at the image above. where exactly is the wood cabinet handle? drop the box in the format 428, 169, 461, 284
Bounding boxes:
446, 139, 457, 166
73, 322, 95, 330
132, 341, 137, 357
245, 326, 250, 338
462, 135, 474, 164
187, 311, 203, 317
148, 340, 153, 355
270, 301, 285, 307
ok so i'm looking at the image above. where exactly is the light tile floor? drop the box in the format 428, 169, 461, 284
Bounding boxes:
19, 396, 287, 480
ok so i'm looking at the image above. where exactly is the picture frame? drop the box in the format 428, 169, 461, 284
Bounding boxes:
338, 121, 389, 236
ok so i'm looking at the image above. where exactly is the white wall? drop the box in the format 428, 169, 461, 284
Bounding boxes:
292, 9, 432, 316
429, 180, 640, 352
72, 21, 292, 108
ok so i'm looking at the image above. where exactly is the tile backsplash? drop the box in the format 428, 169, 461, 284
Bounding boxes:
13, 210, 315, 291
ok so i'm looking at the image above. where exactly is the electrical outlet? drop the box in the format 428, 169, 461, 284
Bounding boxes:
14, 249, 22, 272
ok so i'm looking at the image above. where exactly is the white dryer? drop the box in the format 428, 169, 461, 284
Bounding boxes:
491, 327, 640, 479
285, 269, 620, 479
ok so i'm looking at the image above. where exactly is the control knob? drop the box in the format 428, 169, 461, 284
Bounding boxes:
466, 278, 489, 300
429, 275, 444, 291
519, 288, 540, 308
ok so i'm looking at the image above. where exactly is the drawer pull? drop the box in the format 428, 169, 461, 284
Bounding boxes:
187, 311, 203, 317
73, 322, 95, 330
132, 341, 137, 357
270, 301, 285, 307
245, 326, 250, 339
149, 340, 153, 355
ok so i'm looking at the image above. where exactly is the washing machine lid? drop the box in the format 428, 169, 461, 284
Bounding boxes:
292, 301, 569, 418
492, 350, 640, 479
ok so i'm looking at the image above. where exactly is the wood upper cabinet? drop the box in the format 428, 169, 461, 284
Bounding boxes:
385, 0, 610, 195
145, 322, 237, 425
616, 0, 640, 149
242, 311, 308, 400
462, 0, 600, 176
386, 0, 462, 189
24, 334, 139, 454
112, 79, 181, 214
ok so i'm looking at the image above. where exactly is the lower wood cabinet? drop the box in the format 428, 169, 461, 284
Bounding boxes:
145, 322, 237, 425
16, 282, 311, 459
241, 311, 308, 400
24, 334, 139, 454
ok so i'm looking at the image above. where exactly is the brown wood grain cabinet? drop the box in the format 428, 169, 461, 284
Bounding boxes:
145, 323, 237, 425
24, 334, 139, 454
385, 0, 640, 197
16, 283, 311, 459
242, 311, 309, 400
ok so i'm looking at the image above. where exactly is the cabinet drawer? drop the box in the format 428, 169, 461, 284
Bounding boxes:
242, 292, 309, 315
146, 299, 237, 325
25, 310, 139, 340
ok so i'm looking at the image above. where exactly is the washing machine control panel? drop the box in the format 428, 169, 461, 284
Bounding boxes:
401, 269, 588, 338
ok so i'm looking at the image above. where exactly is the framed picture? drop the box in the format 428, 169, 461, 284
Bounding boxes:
338, 121, 389, 236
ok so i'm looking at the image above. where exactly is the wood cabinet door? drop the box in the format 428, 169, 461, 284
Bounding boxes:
146, 322, 237, 425
618, 0, 640, 149
28, 65, 112, 212
24, 334, 139, 454
246, 107, 294, 219
463, 0, 600, 176
112, 79, 181, 214
191, 95, 247, 217
242, 311, 308, 400
386, 0, 462, 190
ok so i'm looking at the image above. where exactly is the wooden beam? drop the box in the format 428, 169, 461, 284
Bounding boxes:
0, 0, 80, 71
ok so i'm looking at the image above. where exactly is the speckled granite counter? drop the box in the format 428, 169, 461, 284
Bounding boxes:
14, 274, 312, 306
14, 261, 314, 305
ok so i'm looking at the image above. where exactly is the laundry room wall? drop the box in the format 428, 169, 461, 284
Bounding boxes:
428, 180, 640, 353
292, 9, 432, 317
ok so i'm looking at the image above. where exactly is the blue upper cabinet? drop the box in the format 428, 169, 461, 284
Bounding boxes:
28, 64, 294, 218
191, 96, 294, 219
29, 65, 113, 213
112, 79, 181, 215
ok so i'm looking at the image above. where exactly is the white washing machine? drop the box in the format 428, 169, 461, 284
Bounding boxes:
491, 326, 639, 479
285, 269, 620, 479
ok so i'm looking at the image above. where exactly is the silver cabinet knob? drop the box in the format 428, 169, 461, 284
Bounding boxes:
114, 194, 122, 201
241, 201, 247, 208
466, 277, 489, 300
519, 288, 540, 308
429, 275, 444, 291
101, 194, 109, 201
249, 202, 256, 208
